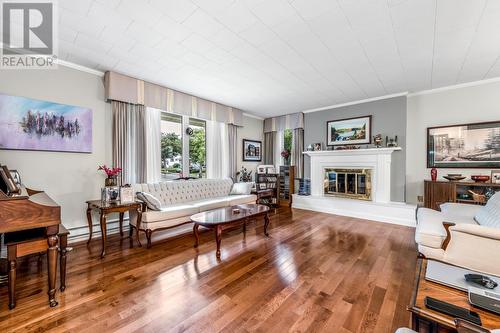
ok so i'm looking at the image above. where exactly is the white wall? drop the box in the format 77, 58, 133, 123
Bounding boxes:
237, 115, 264, 180
406, 81, 500, 203
0, 66, 112, 235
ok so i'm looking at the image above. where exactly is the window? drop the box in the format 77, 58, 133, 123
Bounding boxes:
161, 113, 182, 180
284, 129, 293, 153
188, 118, 206, 178
160, 114, 207, 180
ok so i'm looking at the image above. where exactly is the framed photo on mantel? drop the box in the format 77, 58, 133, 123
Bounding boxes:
326, 115, 371, 146
427, 120, 500, 168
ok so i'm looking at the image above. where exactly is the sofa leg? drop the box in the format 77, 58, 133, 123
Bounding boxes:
146, 229, 152, 249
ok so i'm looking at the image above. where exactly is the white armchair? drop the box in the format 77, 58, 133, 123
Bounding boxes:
415, 192, 500, 276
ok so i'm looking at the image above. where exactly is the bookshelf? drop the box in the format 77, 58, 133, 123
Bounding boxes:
279, 165, 295, 206
255, 172, 279, 206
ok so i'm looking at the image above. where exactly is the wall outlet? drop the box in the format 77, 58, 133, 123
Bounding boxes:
417, 195, 423, 203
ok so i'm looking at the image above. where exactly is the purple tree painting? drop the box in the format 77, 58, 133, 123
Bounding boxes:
0, 93, 92, 153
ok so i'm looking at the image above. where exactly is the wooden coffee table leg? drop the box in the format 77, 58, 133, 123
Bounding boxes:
215, 225, 222, 258
264, 212, 270, 237
193, 223, 200, 247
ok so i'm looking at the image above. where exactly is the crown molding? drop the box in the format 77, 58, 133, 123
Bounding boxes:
407, 76, 500, 97
242, 112, 264, 120
302, 92, 409, 113
56, 59, 105, 77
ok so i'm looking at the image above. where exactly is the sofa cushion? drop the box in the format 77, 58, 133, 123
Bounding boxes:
475, 191, 500, 229
230, 182, 254, 195
226, 194, 257, 206
142, 204, 199, 223
190, 197, 229, 211
133, 215, 192, 230
133, 179, 233, 205
136, 192, 162, 211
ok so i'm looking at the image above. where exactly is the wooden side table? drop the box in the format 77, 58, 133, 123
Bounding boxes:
408, 258, 500, 332
86, 200, 142, 258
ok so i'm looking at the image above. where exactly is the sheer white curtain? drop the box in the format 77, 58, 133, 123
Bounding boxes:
274, 131, 283, 168
145, 107, 161, 183
207, 120, 230, 179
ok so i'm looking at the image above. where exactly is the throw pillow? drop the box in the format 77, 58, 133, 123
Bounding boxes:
230, 182, 254, 195
475, 191, 500, 229
136, 192, 162, 211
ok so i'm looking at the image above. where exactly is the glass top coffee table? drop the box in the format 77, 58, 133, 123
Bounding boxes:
191, 204, 270, 258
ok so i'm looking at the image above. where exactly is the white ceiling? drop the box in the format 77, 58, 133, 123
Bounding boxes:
55, 0, 500, 117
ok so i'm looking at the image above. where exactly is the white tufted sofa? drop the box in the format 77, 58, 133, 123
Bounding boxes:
129, 179, 257, 248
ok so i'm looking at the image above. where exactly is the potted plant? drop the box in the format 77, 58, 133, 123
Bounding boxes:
98, 165, 122, 187
236, 167, 253, 182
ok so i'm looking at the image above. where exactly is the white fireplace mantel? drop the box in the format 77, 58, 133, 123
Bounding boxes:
303, 147, 402, 203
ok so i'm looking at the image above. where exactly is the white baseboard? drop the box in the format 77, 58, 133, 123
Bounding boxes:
292, 194, 417, 227
67, 219, 129, 244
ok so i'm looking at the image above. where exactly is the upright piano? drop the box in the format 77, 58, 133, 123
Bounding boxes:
0, 164, 61, 307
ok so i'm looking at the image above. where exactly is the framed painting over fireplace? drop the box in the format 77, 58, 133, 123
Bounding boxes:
0, 93, 92, 153
427, 120, 500, 168
326, 115, 371, 146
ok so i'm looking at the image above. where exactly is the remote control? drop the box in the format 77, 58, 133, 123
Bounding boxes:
424, 296, 482, 326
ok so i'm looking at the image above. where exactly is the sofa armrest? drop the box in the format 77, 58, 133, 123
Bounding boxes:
439, 202, 481, 219
441, 223, 500, 276
450, 223, 500, 240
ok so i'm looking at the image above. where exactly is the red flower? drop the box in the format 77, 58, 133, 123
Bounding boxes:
98, 165, 122, 177
281, 149, 290, 159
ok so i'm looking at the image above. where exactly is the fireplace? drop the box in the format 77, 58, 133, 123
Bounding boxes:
324, 168, 372, 200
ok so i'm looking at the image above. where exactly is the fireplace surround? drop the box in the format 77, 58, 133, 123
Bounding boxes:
293, 147, 416, 227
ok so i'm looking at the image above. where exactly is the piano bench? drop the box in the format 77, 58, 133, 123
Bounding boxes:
4, 225, 70, 310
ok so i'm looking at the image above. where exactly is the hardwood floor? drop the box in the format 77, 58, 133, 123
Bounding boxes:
0, 208, 417, 333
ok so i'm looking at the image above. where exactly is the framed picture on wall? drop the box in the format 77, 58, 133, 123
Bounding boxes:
427, 120, 500, 168
326, 115, 371, 146
0, 93, 93, 153
243, 139, 262, 162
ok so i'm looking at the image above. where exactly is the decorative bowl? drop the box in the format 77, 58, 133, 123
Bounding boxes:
443, 175, 466, 181
471, 175, 490, 183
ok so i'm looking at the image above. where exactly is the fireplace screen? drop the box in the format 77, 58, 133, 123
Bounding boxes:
324, 168, 372, 200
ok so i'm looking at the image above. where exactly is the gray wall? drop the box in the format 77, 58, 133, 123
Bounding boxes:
304, 96, 407, 202
0, 66, 112, 235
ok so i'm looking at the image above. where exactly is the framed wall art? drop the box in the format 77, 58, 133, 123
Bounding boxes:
427, 121, 500, 168
326, 115, 371, 146
0, 93, 93, 153
243, 139, 262, 162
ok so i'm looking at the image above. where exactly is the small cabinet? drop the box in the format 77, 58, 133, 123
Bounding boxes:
424, 181, 453, 210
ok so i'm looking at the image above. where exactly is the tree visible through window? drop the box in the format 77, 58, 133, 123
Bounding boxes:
161, 113, 182, 180
189, 118, 206, 178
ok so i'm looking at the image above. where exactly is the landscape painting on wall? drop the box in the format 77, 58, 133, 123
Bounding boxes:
427, 121, 500, 168
0, 93, 92, 153
327, 115, 371, 146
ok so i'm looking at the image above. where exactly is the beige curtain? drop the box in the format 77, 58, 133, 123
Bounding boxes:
228, 124, 238, 181
292, 128, 304, 179
264, 132, 275, 165
112, 101, 147, 185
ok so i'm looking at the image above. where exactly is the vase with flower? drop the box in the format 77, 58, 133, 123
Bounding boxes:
281, 149, 290, 165
98, 165, 122, 187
